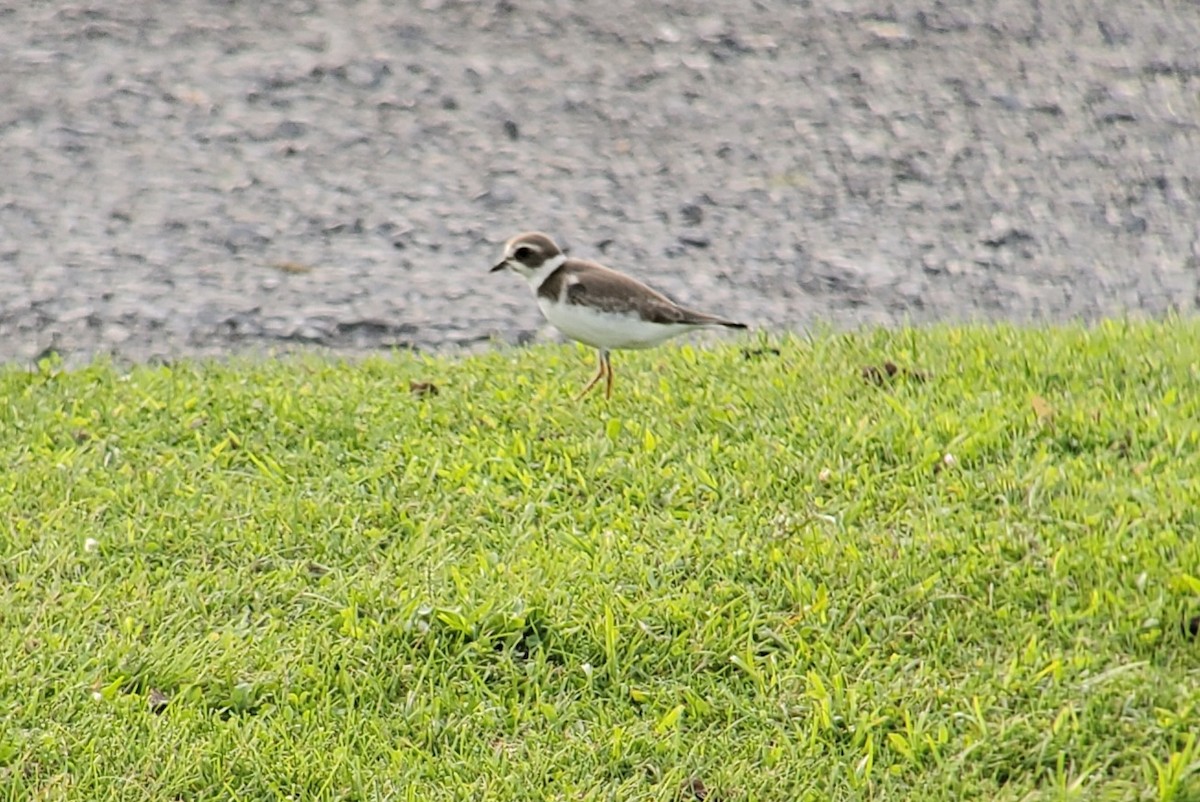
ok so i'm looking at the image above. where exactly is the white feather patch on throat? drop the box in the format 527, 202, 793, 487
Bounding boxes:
526, 253, 567, 293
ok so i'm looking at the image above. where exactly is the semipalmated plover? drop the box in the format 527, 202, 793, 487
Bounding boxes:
491, 232, 747, 398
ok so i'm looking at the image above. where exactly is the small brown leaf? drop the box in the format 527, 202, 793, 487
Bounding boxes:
861, 365, 886, 385
861, 361, 928, 385
1031, 395, 1055, 422
148, 688, 170, 713
679, 777, 708, 801
409, 381, 439, 397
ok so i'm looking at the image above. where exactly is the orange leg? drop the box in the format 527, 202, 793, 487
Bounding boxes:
576, 349, 611, 400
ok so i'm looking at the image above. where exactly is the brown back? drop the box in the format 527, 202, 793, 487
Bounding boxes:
538, 259, 739, 327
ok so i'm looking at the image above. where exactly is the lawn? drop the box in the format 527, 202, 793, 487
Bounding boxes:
1, 320, 1198, 801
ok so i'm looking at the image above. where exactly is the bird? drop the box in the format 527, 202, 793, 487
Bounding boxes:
490, 232, 747, 399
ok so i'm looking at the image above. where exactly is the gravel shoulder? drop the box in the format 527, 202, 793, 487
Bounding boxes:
2, 0, 1198, 365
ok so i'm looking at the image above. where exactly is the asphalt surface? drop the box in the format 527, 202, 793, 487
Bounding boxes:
2, 0, 1199, 365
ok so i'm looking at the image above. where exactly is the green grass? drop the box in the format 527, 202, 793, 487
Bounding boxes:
2, 319, 1200, 801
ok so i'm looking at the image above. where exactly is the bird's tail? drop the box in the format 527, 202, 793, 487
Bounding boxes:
695, 314, 747, 330
675, 307, 748, 329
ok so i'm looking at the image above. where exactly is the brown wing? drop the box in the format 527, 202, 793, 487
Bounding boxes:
539, 259, 744, 327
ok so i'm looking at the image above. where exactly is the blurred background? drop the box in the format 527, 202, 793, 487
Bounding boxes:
1, 0, 1198, 365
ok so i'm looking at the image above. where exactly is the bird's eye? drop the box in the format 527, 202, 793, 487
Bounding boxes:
513, 246, 534, 260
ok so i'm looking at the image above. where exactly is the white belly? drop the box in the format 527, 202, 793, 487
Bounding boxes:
538, 298, 695, 350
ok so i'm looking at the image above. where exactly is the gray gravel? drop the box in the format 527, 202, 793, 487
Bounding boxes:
2, 0, 1199, 365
